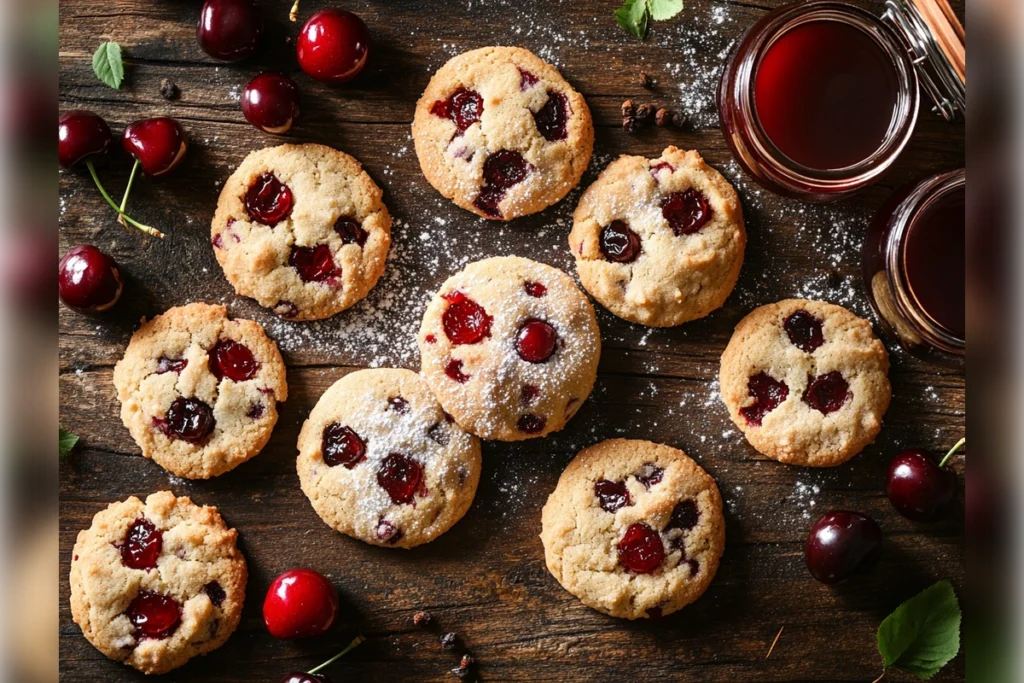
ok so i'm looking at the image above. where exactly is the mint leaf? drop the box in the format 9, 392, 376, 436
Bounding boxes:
59, 428, 79, 459
615, 0, 649, 40
648, 0, 684, 21
878, 581, 961, 680
92, 42, 124, 89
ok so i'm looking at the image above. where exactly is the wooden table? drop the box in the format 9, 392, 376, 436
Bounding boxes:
59, 1, 966, 680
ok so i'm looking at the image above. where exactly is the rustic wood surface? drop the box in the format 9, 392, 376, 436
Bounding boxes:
59, 0, 966, 680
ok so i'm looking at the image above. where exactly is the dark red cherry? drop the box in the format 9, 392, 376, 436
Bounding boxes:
520, 384, 540, 405
297, 9, 370, 84
321, 423, 366, 468
599, 220, 642, 263
518, 68, 539, 90
524, 281, 547, 297
649, 161, 675, 178
740, 372, 789, 426
784, 310, 824, 352
119, 518, 162, 570
377, 453, 424, 505
803, 371, 851, 415
274, 300, 299, 319
208, 339, 259, 382
617, 522, 665, 574
197, 0, 262, 62
156, 357, 187, 374
335, 217, 368, 247
533, 91, 569, 141
204, 581, 227, 607
246, 173, 293, 226
805, 511, 882, 584
661, 189, 713, 235
595, 480, 631, 512
376, 519, 403, 545
516, 414, 546, 434
444, 358, 471, 383
442, 291, 492, 345
290, 245, 340, 283
126, 592, 182, 639
281, 674, 331, 683
634, 463, 664, 489
58, 110, 112, 169
430, 88, 483, 134
122, 118, 188, 178
263, 568, 338, 639
886, 449, 957, 521
163, 397, 215, 444
515, 319, 557, 363
474, 150, 530, 217
668, 499, 699, 530
388, 396, 409, 414
247, 403, 265, 419
242, 73, 300, 134
58, 245, 123, 313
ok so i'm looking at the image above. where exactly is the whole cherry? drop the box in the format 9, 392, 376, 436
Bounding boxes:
197, 0, 263, 62
886, 438, 964, 521
58, 245, 123, 313
242, 73, 301, 134
122, 118, 188, 178
297, 9, 370, 84
264, 568, 339, 639
804, 510, 882, 584
279, 635, 365, 683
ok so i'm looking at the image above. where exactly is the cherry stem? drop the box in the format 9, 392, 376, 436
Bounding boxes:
307, 635, 365, 674
938, 437, 966, 469
871, 672, 886, 683
289, 0, 300, 21
116, 159, 140, 229
85, 161, 164, 239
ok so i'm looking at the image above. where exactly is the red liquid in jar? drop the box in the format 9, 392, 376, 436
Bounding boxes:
903, 186, 965, 339
754, 20, 900, 170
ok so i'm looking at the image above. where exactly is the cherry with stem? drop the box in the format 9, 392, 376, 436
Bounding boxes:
280, 635, 365, 683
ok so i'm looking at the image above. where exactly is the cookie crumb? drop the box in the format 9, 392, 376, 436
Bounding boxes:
440, 632, 458, 650
159, 78, 180, 100
639, 71, 654, 89
413, 610, 433, 627
655, 108, 670, 127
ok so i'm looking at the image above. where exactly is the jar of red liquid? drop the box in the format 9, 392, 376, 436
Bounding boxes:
719, 0, 965, 201
862, 169, 964, 367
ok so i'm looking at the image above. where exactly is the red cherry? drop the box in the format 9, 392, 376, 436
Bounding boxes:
594, 480, 631, 512
289, 244, 340, 283
119, 518, 162, 570
802, 371, 851, 415
516, 413, 546, 434
58, 111, 112, 169
122, 118, 188, 177
444, 358, 471, 383
784, 310, 824, 352
204, 581, 227, 606
197, 0, 262, 62
246, 173, 293, 226
473, 150, 531, 218
617, 522, 665, 574
804, 511, 881, 584
263, 568, 339, 639
430, 88, 483, 134
661, 189, 713, 235
518, 68, 539, 90
156, 357, 187, 374
886, 446, 958, 521
242, 73, 300, 134
297, 9, 370, 84
162, 397, 216, 444
208, 339, 259, 382
524, 281, 547, 297
58, 245, 123, 313
740, 371, 789, 426
376, 453, 424, 505
599, 220, 642, 263
126, 592, 182, 639
321, 423, 366, 468
533, 91, 569, 141
634, 463, 664, 489
668, 499, 699, 530
515, 319, 557, 363
335, 217, 369, 246
281, 674, 331, 683
442, 291, 492, 345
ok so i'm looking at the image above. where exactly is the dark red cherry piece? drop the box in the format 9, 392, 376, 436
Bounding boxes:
376, 519, 403, 545
520, 384, 540, 405
297, 9, 370, 84
119, 518, 162, 570
430, 88, 483, 134
335, 217, 368, 247
127, 592, 181, 639
388, 396, 409, 414
263, 568, 338, 639
617, 522, 665, 574
58, 111, 112, 169
805, 510, 882, 584
524, 281, 547, 297
156, 357, 187, 374
740, 372, 789, 426
122, 118, 188, 178
784, 310, 825, 353
600, 220, 642, 263
197, 0, 262, 62
242, 73, 300, 134
246, 173, 293, 226
442, 291, 493, 345
377, 453, 424, 505
661, 189, 713, 235
516, 414, 546, 434
533, 91, 569, 141
58, 245, 123, 313
444, 358, 471, 383
668, 499, 699, 530
803, 371, 851, 415
290, 245, 340, 283
163, 397, 215, 444
274, 300, 299, 319
634, 463, 664, 489
204, 581, 226, 607
518, 68, 539, 90
595, 480, 631, 512
247, 403, 265, 419
649, 161, 675, 178
887, 448, 957, 521
209, 339, 258, 382
321, 423, 366, 468
474, 150, 531, 217
515, 319, 557, 363
281, 674, 331, 683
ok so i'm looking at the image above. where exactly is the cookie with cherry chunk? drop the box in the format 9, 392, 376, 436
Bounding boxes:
569, 147, 746, 327
412, 46, 594, 221
112, 303, 287, 479
297, 368, 481, 548
540, 439, 725, 620
69, 491, 247, 674
211, 143, 391, 321
719, 299, 891, 467
417, 256, 600, 441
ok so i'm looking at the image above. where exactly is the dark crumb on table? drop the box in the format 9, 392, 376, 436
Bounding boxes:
413, 610, 433, 627
671, 111, 688, 129
655, 108, 670, 127
440, 632, 458, 650
621, 99, 635, 118
640, 71, 654, 88
451, 654, 475, 679
635, 103, 655, 122
160, 78, 180, 100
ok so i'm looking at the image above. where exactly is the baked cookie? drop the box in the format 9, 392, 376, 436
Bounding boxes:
211, 143, 391, 321
112, 303, 287, 479
568, 147, 746, 327
412, 46, 594, 220
417, 256, 600, 441
69, 491, 247, 675
541, 439, 725, 620
297, 368, 482, 548
720, 299, 891, 467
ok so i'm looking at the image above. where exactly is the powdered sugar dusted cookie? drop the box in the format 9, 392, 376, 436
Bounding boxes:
211, 143, 391, 321
569, 147, 746, 327
720, 299, 891, 467
297, 368, 481, 548
412, 46, 594, 220
112, 303, 287, 479
417, 256, 600, 441
541, 439, 725, 620
69, 491, 247, 675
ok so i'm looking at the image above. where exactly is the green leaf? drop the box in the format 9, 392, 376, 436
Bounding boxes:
648, 0, 684, 21
59, 428, 79, 459
878, 581, 961, 680
92, 41, 124, 89
615, 0, 649, 39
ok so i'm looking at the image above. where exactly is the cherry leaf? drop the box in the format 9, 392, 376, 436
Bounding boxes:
877, 580, 961, 680
59, 428, 79, 459
92, 42, 124, 90
648, 0, 684, 21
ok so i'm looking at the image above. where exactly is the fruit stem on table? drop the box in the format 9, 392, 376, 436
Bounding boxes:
938, 437, 966, 468
86, 160, 164, 238
308, 635, 366, 674
116, 158, 140, 228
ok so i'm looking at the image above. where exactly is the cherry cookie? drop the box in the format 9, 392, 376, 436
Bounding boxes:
417, 256, 600, 441
211, 143, 391, 321
112, 303, 287, 479
69, 491, 247, 674
720, 299, 891, 467
569, 147, 746, 327
297, 368, 482, 548
541, 439, 725, 620
412, 46, 594, 221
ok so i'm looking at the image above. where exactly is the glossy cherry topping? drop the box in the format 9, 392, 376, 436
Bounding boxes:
668, 499, 699, 530
424, 334, 437, 344
119, 518, 162, 570
524, 281, 547, 297
289, 245, 340, 283
204, 581, 226, 607
127, 592, 182, 640
515, 319, 557, 363
661, 189, 713, 236
442, 291, 493, 345
518, 68, 539, 90
634, 463, 664, 489
430, 87, 483, 135
595, 480, 632, 512
163, 397, 215, 444
321, 423, 366, 468
156, 357, 188, 374
600, 221, 642, 263
208, 339, 258, 381
784, 310, 824, 352
388, 396, 410, 414
444, 358, 471, 383
803, 371, 851, 415
649, 161, 675, 179
516, 414, 546, 434
377, 453, 424, 505
533, 91, 569, 141
376, 519, 403, 545
474, 150, 531, 217
740, 372, 789, 426
245, 173, 293, 226
617, 522, 665, 574
520, 384, 540, 405
335, 216, 368, 246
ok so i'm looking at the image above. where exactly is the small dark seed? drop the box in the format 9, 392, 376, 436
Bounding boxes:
622, 117, 642, 135
636, 103, 655, 122
621, 99, 635, 118
160, 78, 180, 100
671, 111, 688, 129
413, 610, 433, 627
640, 71, 653, 88
440, 632, 458, 650
655, 108, 670, 127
